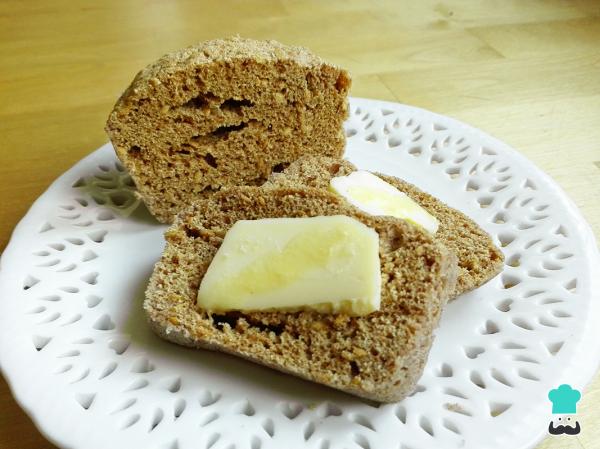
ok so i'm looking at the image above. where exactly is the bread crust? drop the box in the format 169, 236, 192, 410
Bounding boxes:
145, 186, 458, 402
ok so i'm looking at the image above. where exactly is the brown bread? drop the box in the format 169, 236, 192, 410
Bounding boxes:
145, 186, 458, 402
106, 37, 351, 223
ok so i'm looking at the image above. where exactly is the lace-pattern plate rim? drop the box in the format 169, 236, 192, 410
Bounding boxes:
0, 97, 599, 449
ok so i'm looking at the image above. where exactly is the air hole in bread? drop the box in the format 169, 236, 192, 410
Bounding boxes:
221, 98, 254, 111
183, 92, 218, 109
183, 226, 201, 239
204, 153, 218, 168
272, 162, 290, 173
128, 145, 141, 156
211, 122, 247, 136
211, 313, 239, 331
350, 361, 360, 376
174, 115, 194, 125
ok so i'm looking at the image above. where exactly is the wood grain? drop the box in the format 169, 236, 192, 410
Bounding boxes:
0, 1, 598, 448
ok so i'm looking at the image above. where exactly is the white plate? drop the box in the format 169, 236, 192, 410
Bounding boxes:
1, 98, 599, 449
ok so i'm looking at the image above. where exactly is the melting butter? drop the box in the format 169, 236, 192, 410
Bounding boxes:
197, 216, 381, 315
330, 170, 439, 234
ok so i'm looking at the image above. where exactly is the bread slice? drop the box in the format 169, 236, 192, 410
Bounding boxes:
145, 186, 458, 402
266, 155, 504, 298
106, 37, 351, 223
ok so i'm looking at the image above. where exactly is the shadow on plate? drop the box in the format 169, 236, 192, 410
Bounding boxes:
73, 165, 158, 226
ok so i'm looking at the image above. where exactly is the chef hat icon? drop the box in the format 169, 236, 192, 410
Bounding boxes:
548, 384, 581, 414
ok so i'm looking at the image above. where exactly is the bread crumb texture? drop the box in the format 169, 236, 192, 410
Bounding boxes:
145, 186, 458, 402
106, 37, 351, 223
266, 155, 504, 298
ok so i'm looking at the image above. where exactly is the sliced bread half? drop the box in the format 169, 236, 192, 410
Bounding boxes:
106, 37, 350, 223
145, 186, 458, 402
266, 155, 504, 298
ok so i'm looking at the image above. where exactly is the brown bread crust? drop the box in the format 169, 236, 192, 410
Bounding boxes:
145, 186, 458, 402
105, 37, 351, 223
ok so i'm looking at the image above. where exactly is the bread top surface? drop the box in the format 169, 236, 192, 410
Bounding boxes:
266, 155, 504, 297
145, 186, 457, 400
116, 37, 336, 105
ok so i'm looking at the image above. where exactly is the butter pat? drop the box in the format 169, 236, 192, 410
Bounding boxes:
330, 171, 439, 234
197, 216, 381, 316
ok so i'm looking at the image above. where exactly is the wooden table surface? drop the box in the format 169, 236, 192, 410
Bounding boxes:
1, 1, 599, 448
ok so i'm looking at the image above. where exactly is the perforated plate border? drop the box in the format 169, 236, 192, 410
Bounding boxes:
0, 97, 599, 449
